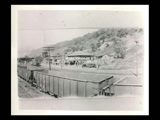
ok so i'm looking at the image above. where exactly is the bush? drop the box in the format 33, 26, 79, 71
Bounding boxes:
34, 55, 43, 66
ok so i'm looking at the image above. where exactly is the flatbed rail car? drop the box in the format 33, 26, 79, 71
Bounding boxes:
18, 67, 114, 98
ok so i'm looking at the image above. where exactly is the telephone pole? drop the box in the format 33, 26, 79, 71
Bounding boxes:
135, 41, 139, 76
43, 47, 54, 70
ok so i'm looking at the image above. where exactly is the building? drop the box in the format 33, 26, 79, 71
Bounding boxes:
18, 55, 34, 65
42, 51, 48, 58
67, 51, 94, 61
95, 51, 116, 65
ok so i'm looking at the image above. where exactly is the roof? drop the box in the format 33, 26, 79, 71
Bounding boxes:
95, 47, 115, 57
114, 77, 143, 85
84, 60, 97, 64
50, 53, 61, 57
67, 51, 94, 57
47, 70, 113, 83
19, 56, 34, 60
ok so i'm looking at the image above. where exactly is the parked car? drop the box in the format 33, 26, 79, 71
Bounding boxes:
64, 60, 70, 65
69, 60, 76, 65
82, 61, 97, 68
55, 60, 61, 65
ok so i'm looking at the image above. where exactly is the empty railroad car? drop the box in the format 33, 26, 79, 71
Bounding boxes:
17, 66, 45, 86
33, 70, 114, 97
18, 66, 114, 98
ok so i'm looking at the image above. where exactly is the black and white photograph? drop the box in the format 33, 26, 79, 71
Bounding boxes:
11, 5, 149, 115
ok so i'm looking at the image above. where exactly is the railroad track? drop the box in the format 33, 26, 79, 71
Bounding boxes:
18, 82, 32, 98
18, 76, 54, 99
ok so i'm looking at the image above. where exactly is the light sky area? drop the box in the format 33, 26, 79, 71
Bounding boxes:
18, 10, 144, 57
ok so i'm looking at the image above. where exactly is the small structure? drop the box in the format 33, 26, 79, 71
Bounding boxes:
18, 56, 34, 63
42, 51, 48, 58
67, 51, 94, 60
95, 51, 116, 68
50, 53, 62, 62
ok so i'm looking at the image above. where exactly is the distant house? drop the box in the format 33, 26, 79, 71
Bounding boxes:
42, 51, 48, 58
50, 54, 61, 61
67, 51, 94, 61
95, 51, 116, 64
18, 56, 34, 65
18, 56, 34, 62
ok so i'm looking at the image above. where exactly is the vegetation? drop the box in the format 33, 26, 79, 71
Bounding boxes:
27, 28, 143, 69
34, 55, 43, 66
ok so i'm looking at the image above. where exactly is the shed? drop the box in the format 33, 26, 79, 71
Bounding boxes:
18, 56, 34, 62
67, 51, 94, 57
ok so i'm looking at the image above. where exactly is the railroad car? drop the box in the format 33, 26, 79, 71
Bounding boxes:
17, 66, 114, 97
17, 66, 143, 98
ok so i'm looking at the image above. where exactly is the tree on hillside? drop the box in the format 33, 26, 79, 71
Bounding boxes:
138, 28, 143, 33
113, 38, 127, 59
96, 42, 101, 48
34, 55, 43, 66
71, 47, 76, 52
79, 46, 84, 51
93, 32, 99, 38
91, 43, 96, 52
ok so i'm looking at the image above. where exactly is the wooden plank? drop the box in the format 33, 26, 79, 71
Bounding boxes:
63, 79, 70, 97
70, 80, 78, 97
42, 75, 46, 91
58, 77, 63, 97
48, 70, 113, 83
77, 82, 85, 97
86, 82, 94, 97
37, 73, 40, 87
49, 76, 54, 94
45, 75, 50, 92
53, 77, 59, 95
40, 74, 43, 88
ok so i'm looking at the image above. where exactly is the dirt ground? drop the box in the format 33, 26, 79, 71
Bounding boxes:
18, 77, 55, 99
19, 97, 143, 110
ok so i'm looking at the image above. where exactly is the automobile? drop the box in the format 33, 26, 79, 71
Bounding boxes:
69, 60, 76, 65
55, 60, 61, 65
82, 61, 97, 68
64, 60, 70, 65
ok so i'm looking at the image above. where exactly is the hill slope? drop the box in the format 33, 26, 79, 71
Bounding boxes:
26, 28, 144, 69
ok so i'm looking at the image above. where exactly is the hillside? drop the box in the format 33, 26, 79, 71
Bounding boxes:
26, 28, 144, 70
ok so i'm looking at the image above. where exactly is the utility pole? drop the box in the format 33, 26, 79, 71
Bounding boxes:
43, 47, 54, 70
96, 56, 99, 70
135, 41, 139, 76
49, 49, 51, 70
60, 54, 62, 70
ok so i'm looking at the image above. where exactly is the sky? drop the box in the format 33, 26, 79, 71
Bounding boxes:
18, 10, 144, 57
